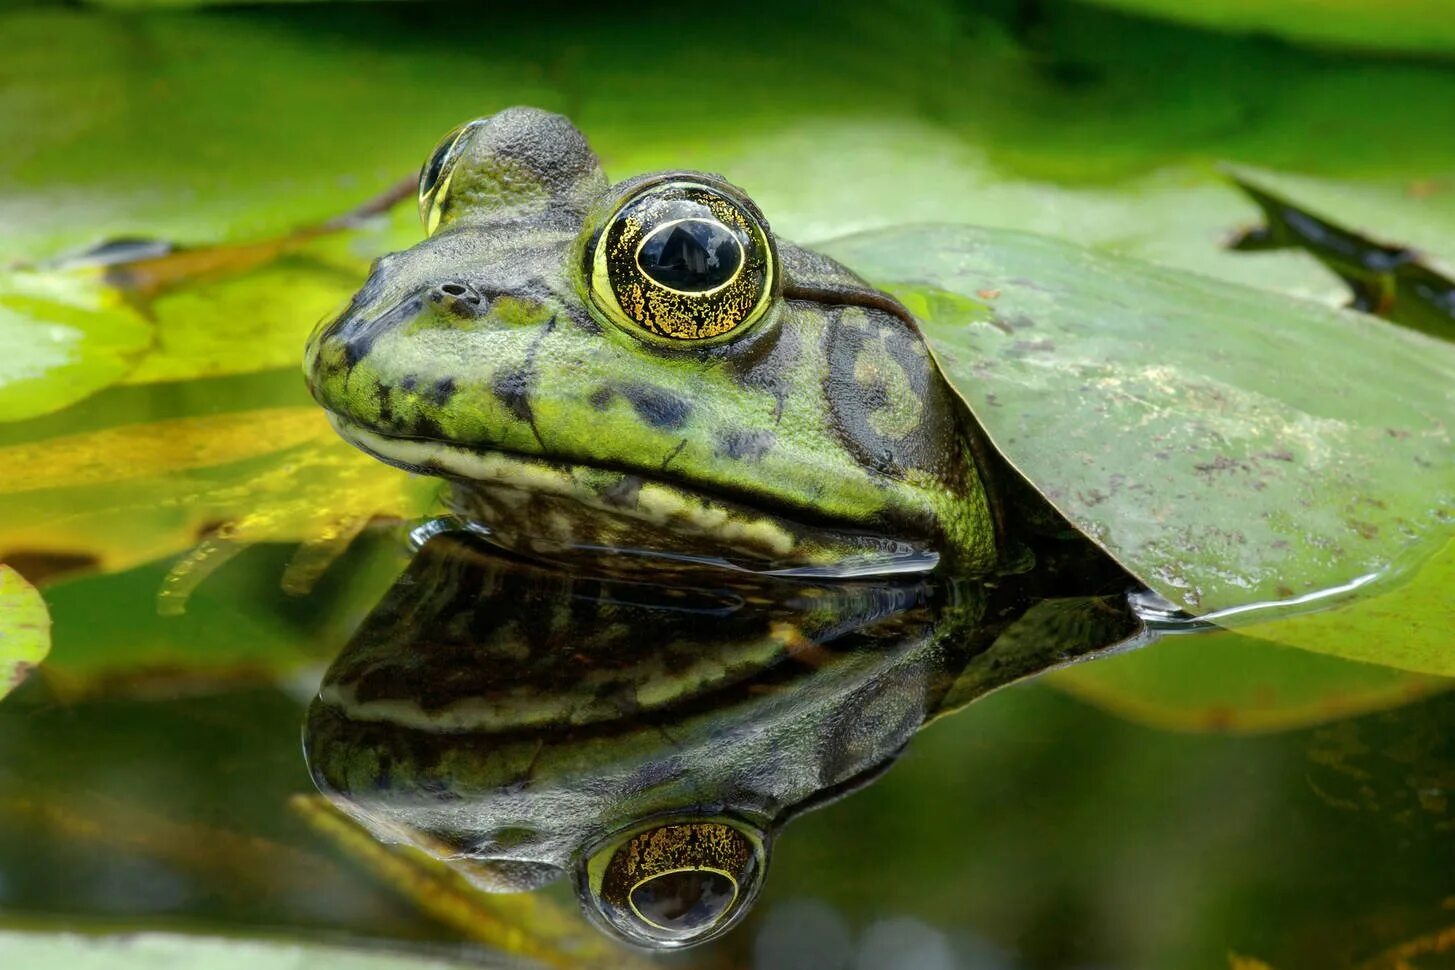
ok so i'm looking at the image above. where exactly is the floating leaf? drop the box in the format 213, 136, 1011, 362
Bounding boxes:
0, 566, 49, 700
0, 270, 150, 422
824, 225, 1455, 675
0, 376, 439, 584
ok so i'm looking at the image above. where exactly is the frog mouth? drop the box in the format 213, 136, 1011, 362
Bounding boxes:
328, 416, 938, 578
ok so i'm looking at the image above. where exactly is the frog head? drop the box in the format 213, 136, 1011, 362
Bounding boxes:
305, 108, 998, 576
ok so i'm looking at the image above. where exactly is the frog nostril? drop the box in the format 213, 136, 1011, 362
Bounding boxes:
433, 282, 485, 311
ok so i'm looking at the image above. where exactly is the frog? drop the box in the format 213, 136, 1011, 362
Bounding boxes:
304, 106, 1017, 580
304, 533, 1142, 949
305, 107, 1455, 700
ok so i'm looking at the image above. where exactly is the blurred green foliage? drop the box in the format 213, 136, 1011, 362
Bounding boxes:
2, 2, 1455, 965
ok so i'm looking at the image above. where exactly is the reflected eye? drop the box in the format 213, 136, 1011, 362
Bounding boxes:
417, 122, 478, 236
588, 181, 777, 343
578, 818, 767, 948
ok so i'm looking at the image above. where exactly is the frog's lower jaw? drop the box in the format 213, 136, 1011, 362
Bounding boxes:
332, 418, 939, 578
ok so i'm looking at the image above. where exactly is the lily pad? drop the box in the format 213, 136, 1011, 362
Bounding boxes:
0, 369, 440, 585
0, 565, 49, 700
823, 225, 1455, 675
0, 270, 151, 422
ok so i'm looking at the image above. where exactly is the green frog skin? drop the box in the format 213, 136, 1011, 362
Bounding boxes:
305, 107, 1002, 578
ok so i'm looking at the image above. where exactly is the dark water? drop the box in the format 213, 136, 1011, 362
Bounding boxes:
2, 529, 1454, 969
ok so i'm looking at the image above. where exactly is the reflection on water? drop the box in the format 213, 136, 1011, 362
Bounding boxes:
304, 531, 1144, 948
1, 529, 1454, 968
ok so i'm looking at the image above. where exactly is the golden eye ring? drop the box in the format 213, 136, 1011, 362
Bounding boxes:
587, 179, 778, 345
578, 817, 767, 948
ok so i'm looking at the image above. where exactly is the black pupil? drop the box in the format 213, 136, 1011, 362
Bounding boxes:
638, 219, 743, 292
629, 870, 734, 932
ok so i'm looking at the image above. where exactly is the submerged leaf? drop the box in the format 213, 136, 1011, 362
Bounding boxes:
1050, 630, 1450, 733
1228, 169, 1455, 341
0, 566, 49, 700
292, 795, 641, 970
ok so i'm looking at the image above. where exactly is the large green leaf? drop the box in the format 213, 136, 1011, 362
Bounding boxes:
822, 225, 1455, 674
0, 566, 49, 700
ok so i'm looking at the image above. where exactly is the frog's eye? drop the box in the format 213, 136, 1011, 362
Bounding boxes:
578, 818, 767, 948
587, 180, 778, 344
418, 121, 479, 236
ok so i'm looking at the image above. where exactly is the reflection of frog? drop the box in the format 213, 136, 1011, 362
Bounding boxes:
304, 533, 1142, 948
305, 106, 1010, 578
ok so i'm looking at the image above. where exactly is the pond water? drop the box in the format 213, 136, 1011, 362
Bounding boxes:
2, 525, 1454, 969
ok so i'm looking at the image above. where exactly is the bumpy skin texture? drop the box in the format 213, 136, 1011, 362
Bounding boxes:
306, 107, 997, 575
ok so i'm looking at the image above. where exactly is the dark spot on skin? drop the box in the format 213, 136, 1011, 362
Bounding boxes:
985, 392, 1001, 407
661, 439, 688, 471
493, 368, 534, 423
487, 317, 555, 445
400, 375, 418, 392
620, 383, 691, 430
588, 386, 614, 410
414, 413, 445, 441
821, 305, 949, 481
328, 281, 422, 367
1007, 339, 1057, 356
1261, 449, 1295, 462
433, 378, 456, 404
716, 429, 776, 461
1276, 584, 1295, 598
721, 319, 797, 419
